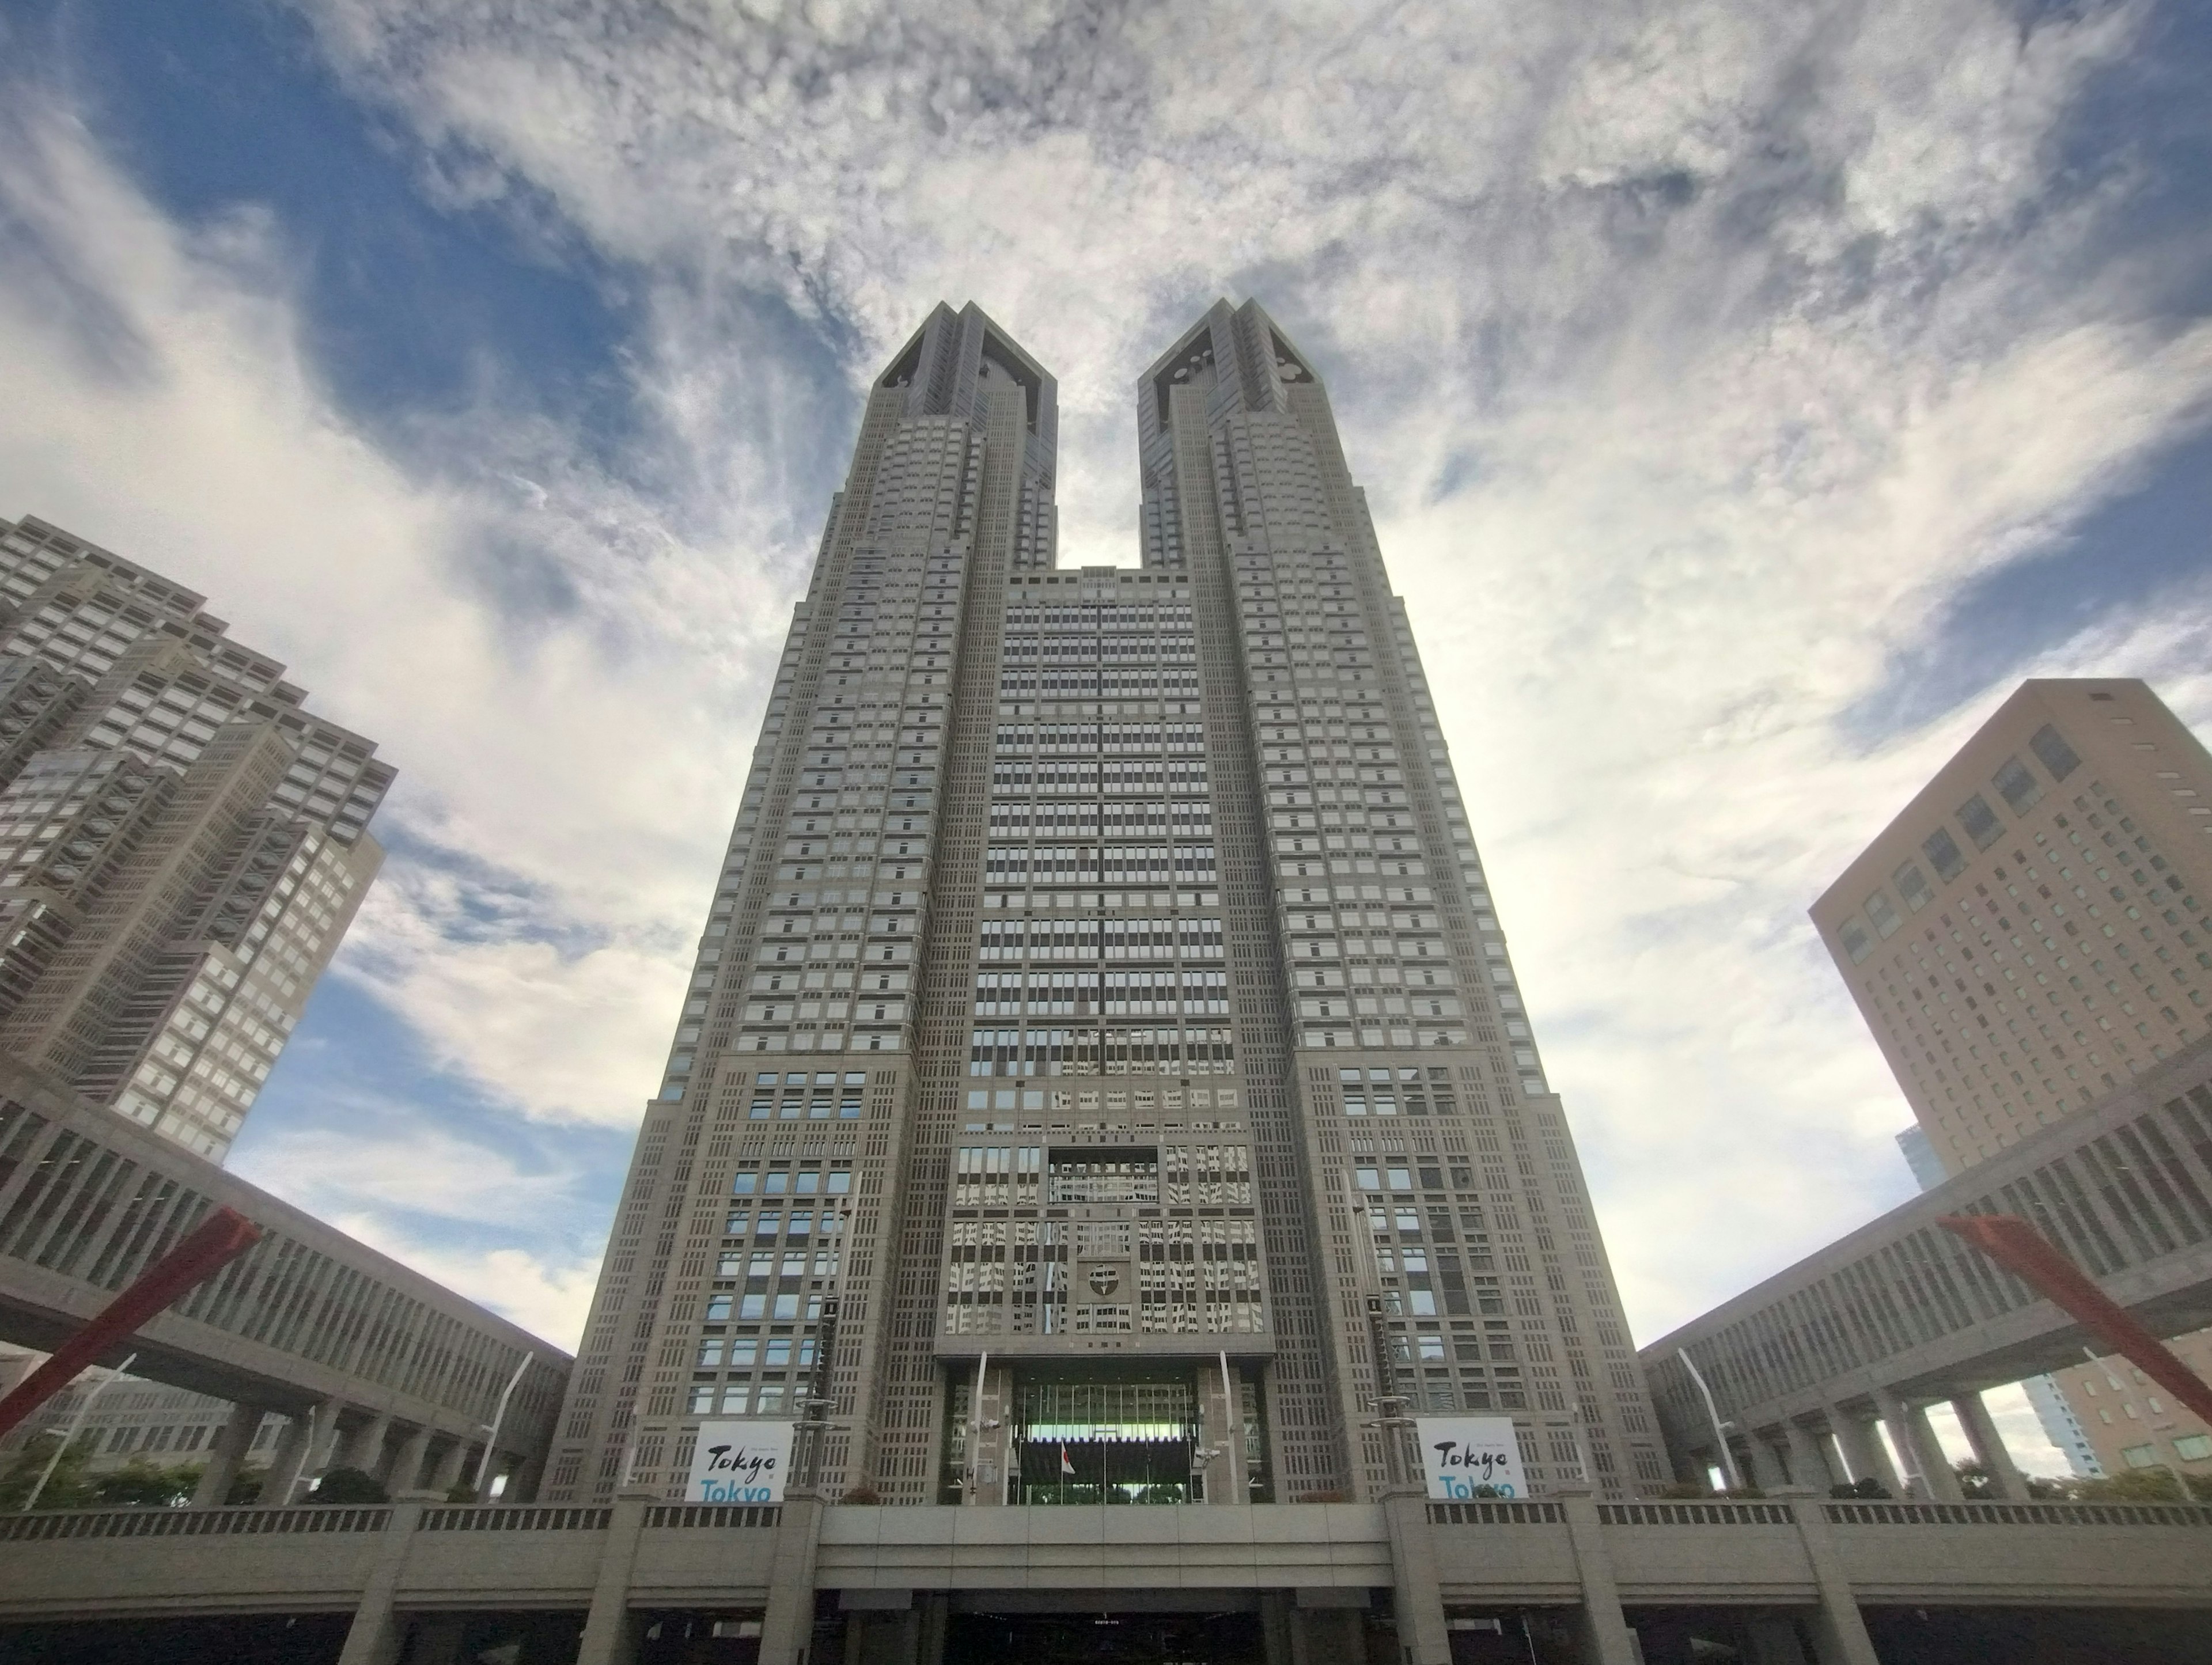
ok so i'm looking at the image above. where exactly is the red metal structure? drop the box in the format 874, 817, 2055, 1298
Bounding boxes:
0, 1205, 263, 1442
1938, 1212, 2212, 1429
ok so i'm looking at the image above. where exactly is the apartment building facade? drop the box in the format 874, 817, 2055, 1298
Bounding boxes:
1813, 678, 2212, 1484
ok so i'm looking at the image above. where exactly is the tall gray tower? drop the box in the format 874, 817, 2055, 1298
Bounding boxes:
545, 301, 1663, 1507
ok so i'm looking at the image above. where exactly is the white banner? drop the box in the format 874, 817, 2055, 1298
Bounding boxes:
685, 1419, 796, 1504
1414, 1415, 1528, 1499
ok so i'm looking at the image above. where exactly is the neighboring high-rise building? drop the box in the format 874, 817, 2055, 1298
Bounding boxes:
1813, 677, 2212, 1485
546, 299, 1662, 1508
0, 515, 391, 1159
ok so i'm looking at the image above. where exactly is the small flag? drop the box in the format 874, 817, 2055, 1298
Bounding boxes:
1060, 1443, 1075, 1477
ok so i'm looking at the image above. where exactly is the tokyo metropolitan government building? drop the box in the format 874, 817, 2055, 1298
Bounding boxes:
543, 300, 1664, 1508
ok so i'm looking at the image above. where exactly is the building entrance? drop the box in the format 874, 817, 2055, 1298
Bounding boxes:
944, 1607, 1263, 1664
1010, 1371, 1196, 1505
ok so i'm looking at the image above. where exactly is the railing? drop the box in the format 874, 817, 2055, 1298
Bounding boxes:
1599, 1502, 1796, 1526
1824, 1500, 2212, 1527
0, 1505, 390, 1542
1426, 1501, 1563, 1525
644, 1504, 783, 1529
422, 1506, 612, 1532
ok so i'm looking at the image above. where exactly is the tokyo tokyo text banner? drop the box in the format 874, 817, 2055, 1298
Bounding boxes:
1415, 1416, 1529, 1499
685, 1419, 795, 1504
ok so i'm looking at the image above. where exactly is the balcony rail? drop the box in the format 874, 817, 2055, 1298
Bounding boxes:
1823, 1500, 2212, 1528
422, 1506, 612, 1532
643, 1504, 783, 1529
1599, 1502, 1796, 1526
1426, 1501, 1563, 1525
0, 1505, 390, 1542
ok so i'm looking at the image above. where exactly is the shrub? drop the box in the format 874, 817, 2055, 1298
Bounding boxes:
312, 1467, 389, 1504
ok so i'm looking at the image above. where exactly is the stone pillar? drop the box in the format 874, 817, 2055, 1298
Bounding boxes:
1553, 1484, 1638, 1665
391, 1425, 434, 1496
191, 1402, 263, 1508
344, 1411, 393, 1478
1381, 1492, 1453, 1664
916, 1591, 948, 1665
1743, 1436, 1787, 1491
1782, 1421, 1835, 1493
265, 1401, 338, 1506
575, 1492, 652, 1665
429, 1437, 469, 1496
1874, 1390, 1960, 1502
1825, 1406, 1901, 1498
1772, 1486, 1880, 1665
1950, 1391, 2026, 1501
336, 1497, 423, 1665
759, 1497, 827, 1664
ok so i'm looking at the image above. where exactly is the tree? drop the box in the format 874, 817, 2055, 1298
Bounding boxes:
1953, 1460, 1996, 1499
2061, 1467, 2212, 1503
311, 1466, 389, 1504
0, 1431, 97, 1512
89, 1458, 200, 1508
1828, 1477, 1891, 1500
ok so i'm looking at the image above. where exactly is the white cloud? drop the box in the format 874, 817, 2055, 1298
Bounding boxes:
324, 1213, 603, 1350
6, 0, 2211, 1402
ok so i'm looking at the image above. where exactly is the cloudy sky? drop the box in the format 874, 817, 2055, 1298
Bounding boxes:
5, 0, 2210, 1470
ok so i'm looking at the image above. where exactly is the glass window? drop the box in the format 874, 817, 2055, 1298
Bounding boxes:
1894, 862, 1934, 913
1993, 756, 2043, 813
2028, 725, 2080, 782
1840, 920, 1873, 965
1957, 794, 2003, 851
1865, 891, 1902, 939
2173, 1434, 2212, 1462
2120, 1442, 2158, 1468
1923, 827, 1966, 883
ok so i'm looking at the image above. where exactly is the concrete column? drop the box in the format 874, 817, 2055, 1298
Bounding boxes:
335, 1497, 423, 1665
1772, 1486, 1880, 1665
1782, 1421, 1836, 1493
504, 1450, 541, 1504
1874, 1390, 1960, 1503
1381, 1492, 1453, 1664
391, 1425, 434, 1496
191, 1402, 263, 1508
429, 1436, 469, 1496
1553, 1484, 1638, 1665
1825, 1406, 1901, 1498
758, 1497, 827, 1664
916, 1590, 948, 1665
306, 1402, 349, 1490
343, 1411, 393, 1478
575, 1492, 652, 1665
1743, 1435, 1788, 1491
1950, 1391, 2026, 1501
265, 1401, 338, 1505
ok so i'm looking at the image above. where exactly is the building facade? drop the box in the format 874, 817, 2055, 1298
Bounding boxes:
1812, 677, 2212, 1485
545, 300, 1663, 1510
0, 516, 389, 1159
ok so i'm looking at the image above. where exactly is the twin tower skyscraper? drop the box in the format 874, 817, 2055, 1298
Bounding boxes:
545, 301, 1664, 1505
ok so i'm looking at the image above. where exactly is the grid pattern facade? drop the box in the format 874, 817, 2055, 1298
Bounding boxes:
1812, 678, 2212, 1488
548, 300, 1661, 1505
0, 518, 391, 1159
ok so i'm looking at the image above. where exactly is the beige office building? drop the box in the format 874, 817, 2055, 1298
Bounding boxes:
0, 515, 393, 1159
1813, 677, 2212, 1484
